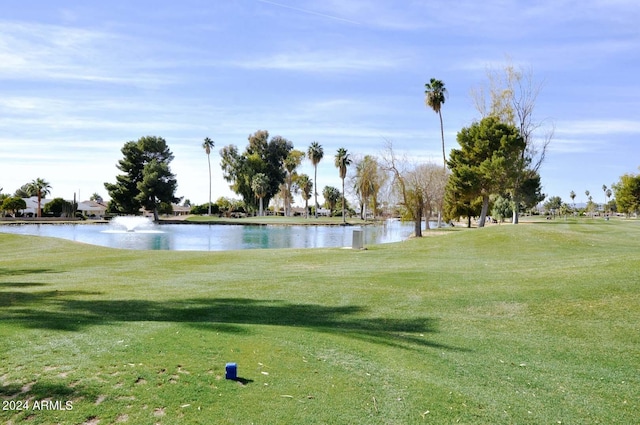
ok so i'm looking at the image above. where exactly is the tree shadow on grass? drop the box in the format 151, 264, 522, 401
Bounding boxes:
0, 290, 102, 308
0, 293, 464, 351
0, 268, 63, 277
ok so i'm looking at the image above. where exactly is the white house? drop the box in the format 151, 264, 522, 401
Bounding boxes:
22, 196, 53, 217
77, 200, 108, 218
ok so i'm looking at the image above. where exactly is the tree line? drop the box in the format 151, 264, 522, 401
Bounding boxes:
8, 64, 640, 227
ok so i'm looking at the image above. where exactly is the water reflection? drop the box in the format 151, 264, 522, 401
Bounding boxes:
0, 219, 434, 251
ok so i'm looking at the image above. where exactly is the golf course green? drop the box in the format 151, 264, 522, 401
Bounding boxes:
1, 218, 638, 424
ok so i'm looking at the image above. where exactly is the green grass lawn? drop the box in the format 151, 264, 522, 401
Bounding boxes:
1, 218, 638, 424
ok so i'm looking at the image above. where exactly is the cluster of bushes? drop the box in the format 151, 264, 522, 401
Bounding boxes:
189, 198, 245, 216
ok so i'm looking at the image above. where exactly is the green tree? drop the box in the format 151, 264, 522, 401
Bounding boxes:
491, 195, 513, 223
517, 174, 545, 213
613, 173, 640, 216
471, 63, 552, 224
307, 141, 324, 218
543, 196, 562, 215
43, 197, 73, 217
104, 136, 178, 219
322, 186, 340, 214
251, 173, 270, 216
445, 116, 525, 227
296, 174, 313, 218
220, 130, 292, 214
425, 78, 448, 167
215, 196, 245, 217
135, 158, 179, 221
443, 183, 483, 228
27, 178, 52, 218
1, 197, 26, 217
334, 148, 352, 223
202, 137, 215, 215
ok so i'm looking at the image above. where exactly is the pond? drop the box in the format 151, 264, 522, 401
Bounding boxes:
0, 218, 427, 251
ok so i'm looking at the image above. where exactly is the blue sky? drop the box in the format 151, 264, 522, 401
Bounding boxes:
1, 0, 638, 207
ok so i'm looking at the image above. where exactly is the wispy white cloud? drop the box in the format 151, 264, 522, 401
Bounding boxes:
0, 21, 178, 87
230, 49, 407, 73
1, 1, 638, 204
547, 138, 601, 154
557, 120, 640, 136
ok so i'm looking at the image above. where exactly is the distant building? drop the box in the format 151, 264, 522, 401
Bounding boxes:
171, 204, 191, 216
22, 196, 53, 217
77, 200, 108, 218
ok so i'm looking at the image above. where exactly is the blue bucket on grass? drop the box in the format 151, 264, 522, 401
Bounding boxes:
225, 362, 237, 380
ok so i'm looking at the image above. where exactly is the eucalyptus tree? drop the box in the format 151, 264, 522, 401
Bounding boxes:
334, 148, 352, 224
251, 173, 270, 216
613, 173, 640, 216
219, 130, 292, 214
307, 141, 324, 218
27, 178, 52, 218
425, 78, 448, 167
354, 155, 386, 220
202, 137, 215, 215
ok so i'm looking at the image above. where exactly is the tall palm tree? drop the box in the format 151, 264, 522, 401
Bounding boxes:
297, 174, 313, 218
334, 148, 352, 224
283, 150, 305, 216
202, 137, 215, 215
307, 142, 324, 218
27, 178, 51, 218
570, 190, 576, 209
251, 173, 269, 216
424, 78, 448, 168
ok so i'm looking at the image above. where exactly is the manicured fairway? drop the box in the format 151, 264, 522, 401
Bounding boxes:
1, 219, 638, 424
